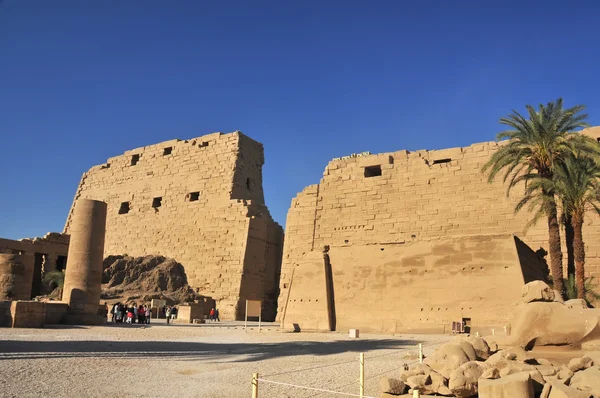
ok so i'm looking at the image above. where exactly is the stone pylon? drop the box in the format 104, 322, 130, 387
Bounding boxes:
62, 199, 107, 324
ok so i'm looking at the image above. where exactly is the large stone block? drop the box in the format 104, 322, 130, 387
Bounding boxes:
11, 301, 45, 328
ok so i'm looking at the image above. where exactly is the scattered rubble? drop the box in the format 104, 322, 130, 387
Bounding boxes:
379, 280, 600, 397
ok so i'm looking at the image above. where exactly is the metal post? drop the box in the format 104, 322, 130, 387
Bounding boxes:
492, 328, 495, 336
412, 389, 420, 398
418, 343, 423, 364
259, 313, 262, 333
252, 372, 259, 398
359, 353, 365, 398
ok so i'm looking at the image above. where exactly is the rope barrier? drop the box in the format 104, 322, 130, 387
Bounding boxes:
262, 357, 358, 377
257, 378, 377, 398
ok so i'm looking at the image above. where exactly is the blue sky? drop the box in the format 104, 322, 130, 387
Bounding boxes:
1, 0, 599, 239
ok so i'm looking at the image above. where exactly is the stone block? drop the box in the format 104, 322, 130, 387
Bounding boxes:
11, 301, 45, 328
478, 372, 534, 398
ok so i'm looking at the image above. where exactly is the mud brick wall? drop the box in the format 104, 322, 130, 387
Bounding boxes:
64, 131, 283, 320
277, 127, 600, 323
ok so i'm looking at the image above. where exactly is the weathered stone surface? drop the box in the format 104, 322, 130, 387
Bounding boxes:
424, 342, 471, 379
497, 301, 600, 348
565, 299, 588, 309
65, 132, 284, 322
547, 381, 592, 398
449, 361, 486, 397
568, 356, 594, 372
479, 367, 499, 380
379, 377, 406, 395
540, 382, 551, 398
462, 336, 491, 360
569, 366, 600, 394
522, 281, 555, 303
478, 372, 534, 398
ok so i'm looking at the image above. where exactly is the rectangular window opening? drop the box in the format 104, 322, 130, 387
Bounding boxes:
189, 192, 200, 202
199, 141, 209, 147
163, 147, 172, 156
131, 154, 140, 166
152, 197, 162, 208
364, 165, 382, 178
432, 158, 452, 165
119, 202, 130, 214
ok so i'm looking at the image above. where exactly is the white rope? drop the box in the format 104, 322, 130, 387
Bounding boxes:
257, 378, 376, 398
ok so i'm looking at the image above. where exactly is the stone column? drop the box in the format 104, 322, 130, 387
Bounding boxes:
62, 199, 107, 318
43, 253, 58, 274
0, 253, 35, 300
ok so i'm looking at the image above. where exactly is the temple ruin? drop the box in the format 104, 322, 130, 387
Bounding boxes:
64, 131, 284, 321
277, 127, 600, 333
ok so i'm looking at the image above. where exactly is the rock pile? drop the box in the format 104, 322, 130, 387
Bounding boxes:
100, 255, 202, 305
379, 337, 600, 397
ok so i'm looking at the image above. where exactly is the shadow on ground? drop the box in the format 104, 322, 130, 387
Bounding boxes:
0, 338, 418, 362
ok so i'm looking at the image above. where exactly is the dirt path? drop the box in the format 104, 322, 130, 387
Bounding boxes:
0, 320, 450, 398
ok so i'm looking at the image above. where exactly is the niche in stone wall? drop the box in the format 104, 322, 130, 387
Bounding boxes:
163, 147, 172, 156
432, 158, 452, 165
188, 191, 200, 202
152, 197, 162, 208
131, 154, 140, 166
364, 165, 382, 178
118, 202, 130, 214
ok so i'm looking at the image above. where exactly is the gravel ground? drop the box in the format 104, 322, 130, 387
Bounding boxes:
0, 320, 451, 398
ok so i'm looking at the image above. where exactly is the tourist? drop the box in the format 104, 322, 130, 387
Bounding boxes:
115, 303, 123, 323
166, 306, 171, 325
215, 308, 220, 322
209, 308, 215, 322
145, 305, 151, 324
171, 306, 178, 321
126, 306, 134, 324
110, 303, 118, 323
137, 304, 145, 324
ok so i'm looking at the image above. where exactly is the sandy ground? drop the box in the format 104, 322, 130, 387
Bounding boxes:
0, 320, 451, 398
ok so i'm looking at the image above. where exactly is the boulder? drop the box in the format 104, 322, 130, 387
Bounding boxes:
565, 299, 588, 309
379, 377, 406, 395
478, 372, 534, 398
567, 356, 594, 372
569, 366, 600, 394
424, 342, 472, 379
448, 361, 486, 397
480, 367, 499, 380
405, 370, 451, 396
522, 281, 555, 303
398, 363, 433, 382
462, 336, 491, 360
547, 381, 593, 398
546, 366, 574, 385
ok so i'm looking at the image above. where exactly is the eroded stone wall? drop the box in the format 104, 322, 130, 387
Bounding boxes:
278, 127, 600, 326
64, 131, 283, 320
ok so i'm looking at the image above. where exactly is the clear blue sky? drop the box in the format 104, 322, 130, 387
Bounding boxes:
1, 0, 599, 240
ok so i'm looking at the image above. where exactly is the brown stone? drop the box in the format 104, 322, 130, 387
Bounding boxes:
449, 361, 486, 397
478, 372, 534, 398
521, 281, 555, 303
569, 366, 600, 395
547, 381, 593, 398
567, 356, 594, 372
379, 377, 406, 395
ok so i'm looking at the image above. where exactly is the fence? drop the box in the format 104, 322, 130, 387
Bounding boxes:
250, 341, 446, 398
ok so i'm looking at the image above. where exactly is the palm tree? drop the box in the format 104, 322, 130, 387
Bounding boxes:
554, 152, 600, 298
482, 98, 589, 296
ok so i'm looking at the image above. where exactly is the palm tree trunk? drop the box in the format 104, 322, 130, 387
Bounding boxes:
564, 212, 576, 277
547, 203, 565, 296
572, 215, 586, 300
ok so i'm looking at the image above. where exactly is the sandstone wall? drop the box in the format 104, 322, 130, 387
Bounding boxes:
0, 233, 69, 299
278, 127, 600, 326
64, 131, 283, 320
281, 235, 547, 333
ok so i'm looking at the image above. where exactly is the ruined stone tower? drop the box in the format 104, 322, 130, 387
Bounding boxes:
64, 131, 284, 320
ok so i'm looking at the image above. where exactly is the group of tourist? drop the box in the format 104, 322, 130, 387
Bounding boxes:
109, 303, 151, 324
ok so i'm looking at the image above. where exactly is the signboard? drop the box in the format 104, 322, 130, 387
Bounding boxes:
245, 300, 262, 332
